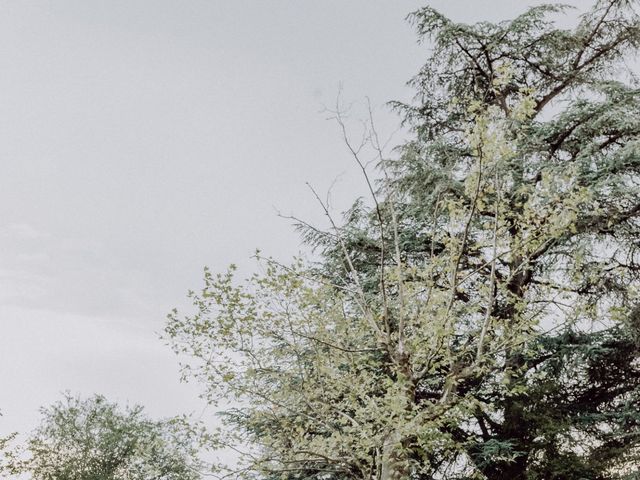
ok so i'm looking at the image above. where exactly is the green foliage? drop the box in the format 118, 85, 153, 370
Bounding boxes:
8, 394, 202, 480
167, 1, 640, 479
0, 412, 18, 476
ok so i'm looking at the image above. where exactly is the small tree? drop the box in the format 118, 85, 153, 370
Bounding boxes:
9, 394, 201, 480
0, 412, 17, 477
166, 1, 640, 479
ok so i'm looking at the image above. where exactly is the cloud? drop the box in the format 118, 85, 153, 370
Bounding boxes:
3, 223, 51, 241
0, 223, 161, 320
0, 304, 206, 436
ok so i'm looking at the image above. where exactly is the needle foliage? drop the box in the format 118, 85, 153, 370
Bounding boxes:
166, 1, 640, 478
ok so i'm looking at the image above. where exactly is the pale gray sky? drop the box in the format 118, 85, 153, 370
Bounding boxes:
0, 0, 590, 446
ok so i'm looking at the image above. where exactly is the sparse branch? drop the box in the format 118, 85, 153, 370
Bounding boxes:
367, 98, 409, 359
332, 93, 391, 326
307, 182, 387, 341
476, 161, 501, 365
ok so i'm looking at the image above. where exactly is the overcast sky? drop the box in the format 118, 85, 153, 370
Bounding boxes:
0, 0, 591, 445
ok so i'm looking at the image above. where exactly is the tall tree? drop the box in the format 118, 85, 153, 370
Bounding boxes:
166, 1, 640, 478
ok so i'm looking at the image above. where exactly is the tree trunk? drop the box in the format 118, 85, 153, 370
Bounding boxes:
379, 429, 409, 480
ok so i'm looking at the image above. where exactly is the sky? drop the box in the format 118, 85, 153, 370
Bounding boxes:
0, 0, 592, 450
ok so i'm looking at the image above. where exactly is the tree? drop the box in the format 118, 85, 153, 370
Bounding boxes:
0, 412, 17, 476
7, 394, 202, 480
166, 1, 640, 478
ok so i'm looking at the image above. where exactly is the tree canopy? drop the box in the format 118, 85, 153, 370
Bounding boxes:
166, 1, 640, 479
5, 394, 201, 480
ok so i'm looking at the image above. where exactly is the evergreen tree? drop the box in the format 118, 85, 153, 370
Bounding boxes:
166, 1, 640, 478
